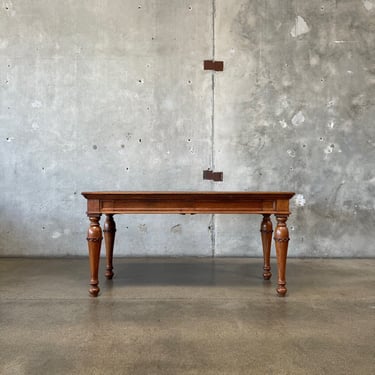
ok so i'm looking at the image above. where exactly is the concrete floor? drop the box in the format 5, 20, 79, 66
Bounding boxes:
0, 258, 374, 375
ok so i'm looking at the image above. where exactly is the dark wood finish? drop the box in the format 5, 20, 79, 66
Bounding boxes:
86, 215, 102, 297
260, 214, 273, 280
82, 191, 295, 297
274, 215, 290, 296
103, 214, 116, 280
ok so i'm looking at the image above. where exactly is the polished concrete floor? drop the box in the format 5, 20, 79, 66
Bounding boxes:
0, 257, 374, 374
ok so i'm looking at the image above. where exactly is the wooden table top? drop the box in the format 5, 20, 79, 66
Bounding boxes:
82, 191, 295, 215
82, 191, 295, 199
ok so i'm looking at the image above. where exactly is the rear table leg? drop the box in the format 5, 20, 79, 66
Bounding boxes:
104, 214, 116, 280
260, 214, 273, 280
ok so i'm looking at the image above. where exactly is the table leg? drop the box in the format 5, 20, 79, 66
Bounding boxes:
87, 214, 103, 297
274, 215, 290, 296
104, 214, 116, 280
260, 214, 273, 280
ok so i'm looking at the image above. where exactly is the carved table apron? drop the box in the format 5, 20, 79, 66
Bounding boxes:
82, 191, 295, 297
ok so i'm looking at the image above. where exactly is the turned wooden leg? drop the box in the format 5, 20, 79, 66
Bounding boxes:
104, 214, 116, 280
87, 215, 103, 297
274, 215, 290, 296
260, 214, 273, 280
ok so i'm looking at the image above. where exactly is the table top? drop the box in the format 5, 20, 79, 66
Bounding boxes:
82, 191, 295, 215
82, 191, 295, 199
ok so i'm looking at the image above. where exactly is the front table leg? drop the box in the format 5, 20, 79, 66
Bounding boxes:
87, 215, 103, 297
260, 214, 273, 280
274, 215, 290, 296
104, 214, 116, 280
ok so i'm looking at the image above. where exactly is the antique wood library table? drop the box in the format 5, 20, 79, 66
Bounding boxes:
82, 191, 295, 297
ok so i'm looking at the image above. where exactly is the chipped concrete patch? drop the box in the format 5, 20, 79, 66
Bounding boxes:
291, 16, 310, 37
295, 194, 306, 207
291, 111, 305, 127
31, 100, 43, 108
363, 0, 374, 11
0, 38, 9, 49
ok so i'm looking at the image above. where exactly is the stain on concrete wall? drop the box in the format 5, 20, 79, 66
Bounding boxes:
1, 1, 374, 257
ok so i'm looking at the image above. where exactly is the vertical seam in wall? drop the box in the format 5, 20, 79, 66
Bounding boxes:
211, 0, 216, 172
211, 0, 216, 258
212, 0, 216, 60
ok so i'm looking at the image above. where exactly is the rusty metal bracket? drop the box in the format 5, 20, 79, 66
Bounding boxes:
203, 60, 224, 72
203, 170, 224, 182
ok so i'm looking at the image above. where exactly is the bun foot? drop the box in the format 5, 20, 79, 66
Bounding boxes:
105, 269, 114, 280
277, 284, 287, 296
89, 285, 100, 297
263, 271, 272, 280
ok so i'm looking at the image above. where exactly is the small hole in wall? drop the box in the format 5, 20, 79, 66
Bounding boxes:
93, 145, 98, 150
188, 6, 192, 11
138, 5, 142, 9
138, 139, 142, 143
187, 138, 191, 142
187, 80, 192, 85
121, 144, 125, 148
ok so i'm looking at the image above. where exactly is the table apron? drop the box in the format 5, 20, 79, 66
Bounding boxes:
86, 198, 291, 215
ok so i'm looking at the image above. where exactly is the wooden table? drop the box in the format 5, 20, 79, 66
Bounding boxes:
82, 191, 295, 297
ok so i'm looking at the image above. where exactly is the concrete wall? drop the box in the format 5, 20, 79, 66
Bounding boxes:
1, 1, 374, 257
